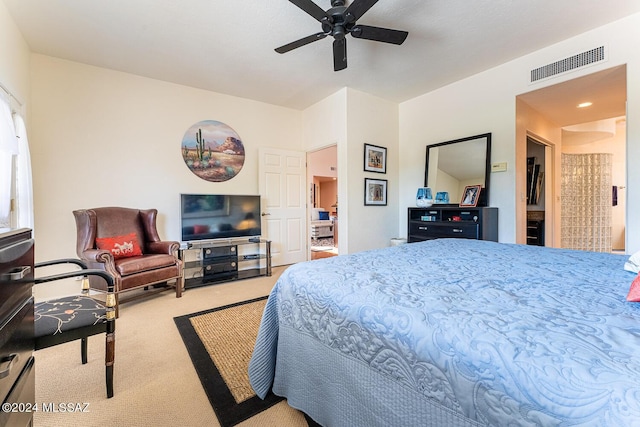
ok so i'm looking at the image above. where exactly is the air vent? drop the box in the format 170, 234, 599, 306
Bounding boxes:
530, 46, 606, 83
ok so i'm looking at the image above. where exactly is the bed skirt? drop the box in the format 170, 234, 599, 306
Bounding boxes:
270, 327, 483, 427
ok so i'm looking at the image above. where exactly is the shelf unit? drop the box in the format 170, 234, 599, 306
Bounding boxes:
527, 220, 545, 246
408, 206, 498, 243
179, 238, 271, 289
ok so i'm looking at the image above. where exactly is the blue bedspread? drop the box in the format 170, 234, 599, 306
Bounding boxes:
249, 239, 640, 426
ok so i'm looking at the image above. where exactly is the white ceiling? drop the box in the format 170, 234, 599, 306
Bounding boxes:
4, 0, 639, 111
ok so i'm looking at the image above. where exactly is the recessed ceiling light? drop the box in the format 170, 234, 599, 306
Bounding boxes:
577, 102, 593, 108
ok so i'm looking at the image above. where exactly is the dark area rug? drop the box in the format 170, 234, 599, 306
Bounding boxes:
174, 296, 284, 427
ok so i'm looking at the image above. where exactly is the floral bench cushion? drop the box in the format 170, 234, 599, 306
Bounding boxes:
35, 295, 106, 338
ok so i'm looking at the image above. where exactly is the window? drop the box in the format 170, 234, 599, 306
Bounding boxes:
0, 97, 17, 228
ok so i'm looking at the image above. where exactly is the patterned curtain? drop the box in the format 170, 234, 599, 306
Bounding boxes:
561, 153, 612, 252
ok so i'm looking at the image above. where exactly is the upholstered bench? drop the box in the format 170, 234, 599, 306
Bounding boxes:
34, 260, 115, 398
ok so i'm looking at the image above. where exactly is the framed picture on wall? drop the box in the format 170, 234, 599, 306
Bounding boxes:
364, 144, 387, 173
364, 178, 388, 206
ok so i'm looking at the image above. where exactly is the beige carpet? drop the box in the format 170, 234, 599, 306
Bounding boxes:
33, 266, 308, 427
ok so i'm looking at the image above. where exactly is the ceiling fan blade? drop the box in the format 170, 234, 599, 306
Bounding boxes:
289, 0, 330, 23
275, 32, 328, 54
350, 25, 408, 45
344, 0, 380, 22
333, 38, 347, 71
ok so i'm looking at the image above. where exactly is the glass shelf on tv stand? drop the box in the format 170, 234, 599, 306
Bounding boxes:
178, 238, 272, 290
179, 237, 268, 249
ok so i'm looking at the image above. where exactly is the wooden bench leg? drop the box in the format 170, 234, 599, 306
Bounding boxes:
105, 330, 115, 398
106, 365, 114, 398
81, 337, 88, 364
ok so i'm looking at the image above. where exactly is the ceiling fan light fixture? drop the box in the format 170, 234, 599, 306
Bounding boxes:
275, 0, 408, 72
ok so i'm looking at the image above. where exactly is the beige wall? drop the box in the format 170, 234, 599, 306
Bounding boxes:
302, 89, 347, 152
0, 1, 29, 109
29, 55, 303, 262
318, 180, 337, 214
302, 88, 399, 254
400, 66, 519, 241
345, 88, 399, 252
400, 13, 640, 253
3, 5, 640, 261
307, 145, 337, 179
302, 90, 348, 253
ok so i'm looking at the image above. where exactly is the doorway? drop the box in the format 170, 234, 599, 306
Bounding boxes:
307, 145, 338, 260
516, 65, 627, 252
561, 119, 626, 252
525, 136, 548, 246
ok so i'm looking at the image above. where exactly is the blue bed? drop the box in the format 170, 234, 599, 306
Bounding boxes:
249, 239, 640, 426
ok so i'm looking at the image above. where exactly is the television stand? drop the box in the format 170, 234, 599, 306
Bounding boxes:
178, 238, 271, 289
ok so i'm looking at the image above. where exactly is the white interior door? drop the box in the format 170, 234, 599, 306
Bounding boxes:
259, 147, 307, 266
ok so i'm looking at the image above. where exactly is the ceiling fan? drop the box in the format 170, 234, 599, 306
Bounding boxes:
275, 0, 409, 71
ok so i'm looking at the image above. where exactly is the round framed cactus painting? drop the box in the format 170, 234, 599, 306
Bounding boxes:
181, 120, 245, 182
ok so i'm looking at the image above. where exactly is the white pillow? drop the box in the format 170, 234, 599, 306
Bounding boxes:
311, 208, 322, 221
624, 251, 640, 273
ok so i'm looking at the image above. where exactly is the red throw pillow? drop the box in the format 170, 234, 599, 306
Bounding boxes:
96, 232, 143, 259
626, 273, 640, 302
193, 224, 210, 234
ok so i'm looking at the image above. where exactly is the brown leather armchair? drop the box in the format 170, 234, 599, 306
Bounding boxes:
73, 207, 183, 315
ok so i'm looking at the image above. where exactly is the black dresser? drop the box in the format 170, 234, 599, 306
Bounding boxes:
408, 206, 498, 243
0, 228, 35, 427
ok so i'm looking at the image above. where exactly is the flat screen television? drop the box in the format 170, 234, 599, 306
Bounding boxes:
180, 194, 261, 243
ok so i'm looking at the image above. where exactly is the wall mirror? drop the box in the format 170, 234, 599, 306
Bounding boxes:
424, 133, 491, 207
